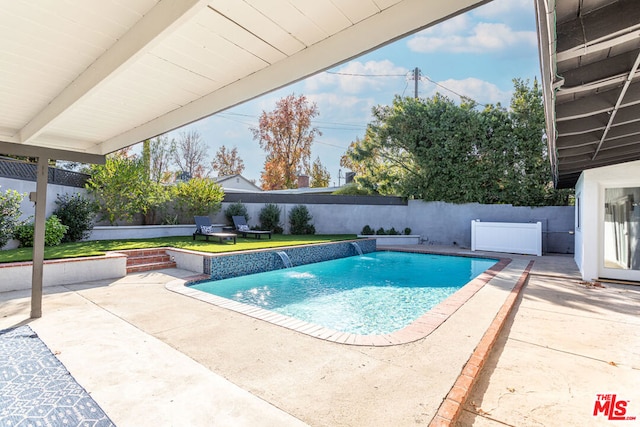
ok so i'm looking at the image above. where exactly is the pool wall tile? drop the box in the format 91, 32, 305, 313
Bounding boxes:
205, 239, 375, 281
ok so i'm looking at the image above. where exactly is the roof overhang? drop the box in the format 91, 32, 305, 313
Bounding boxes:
1, 0, 489, 160
536, 0, 640, 188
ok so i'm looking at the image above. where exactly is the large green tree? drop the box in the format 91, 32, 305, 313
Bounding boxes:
342, 79, 571, 206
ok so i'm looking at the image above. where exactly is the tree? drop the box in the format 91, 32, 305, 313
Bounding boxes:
252, 94, 321, 190
342, 79, 571, 205
310, 156, 330, 187
146, 135, 174, 183
86, 155, 149, 224
211, 145, 245, 176
172, 130, 209, 179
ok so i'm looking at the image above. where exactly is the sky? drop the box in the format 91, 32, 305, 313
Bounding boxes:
165, 0, 540, 187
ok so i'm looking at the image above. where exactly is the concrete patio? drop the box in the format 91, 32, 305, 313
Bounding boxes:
1, 247, 638, 426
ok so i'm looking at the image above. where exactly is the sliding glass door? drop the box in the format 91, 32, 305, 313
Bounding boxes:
602, 187, 640, 280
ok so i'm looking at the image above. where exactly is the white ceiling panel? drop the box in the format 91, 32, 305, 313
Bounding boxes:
289, 1, 353, 34
333, 0, 381, 24
207, 0, 307, 55
192, 10, 287, 64
247, 0, 328, 46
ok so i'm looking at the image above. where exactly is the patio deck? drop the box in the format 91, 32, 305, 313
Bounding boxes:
1, 246, 638, 426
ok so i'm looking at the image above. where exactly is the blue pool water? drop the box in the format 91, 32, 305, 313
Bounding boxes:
192, 251, 497, 335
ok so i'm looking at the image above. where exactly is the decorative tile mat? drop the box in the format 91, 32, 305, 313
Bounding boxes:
0, 325, 115, 426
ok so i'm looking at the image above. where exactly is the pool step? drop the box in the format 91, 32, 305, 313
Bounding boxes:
122, 249, 176, 273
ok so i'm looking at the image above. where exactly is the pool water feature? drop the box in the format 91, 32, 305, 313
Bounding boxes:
191, 251, 497, 335
276, 251, 293, 268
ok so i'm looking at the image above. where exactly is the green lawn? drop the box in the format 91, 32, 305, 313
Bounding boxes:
0, 234, 358, 264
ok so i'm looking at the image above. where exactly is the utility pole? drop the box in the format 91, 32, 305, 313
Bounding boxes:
408, 67, 421, 99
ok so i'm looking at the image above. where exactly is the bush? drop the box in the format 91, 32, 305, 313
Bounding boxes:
86, 155, 148, 225
259, 203, 283, 234
404, 227, 412, 235
375, 227, 387, 235
360, 225, 374, 235
224, 202, 249, 224
53, 193, 97, 243
289, 205, 315, 235
13, 215, 68, 247
174, 178, 224, 222
0, 188, 25, 248
388, 227, 400, 235
331, 183, 373, 195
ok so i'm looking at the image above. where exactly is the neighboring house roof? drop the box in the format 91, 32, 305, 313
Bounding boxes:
214, 174, 262, 192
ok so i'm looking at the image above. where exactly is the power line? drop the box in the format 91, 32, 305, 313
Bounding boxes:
325, 71, 407, 77
326, 67, 488, 106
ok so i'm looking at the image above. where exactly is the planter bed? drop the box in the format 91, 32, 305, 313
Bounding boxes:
357, 235, 421, 246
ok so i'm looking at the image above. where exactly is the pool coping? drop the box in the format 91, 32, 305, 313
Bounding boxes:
166, 248, 512, 346
429, 259, 535, 426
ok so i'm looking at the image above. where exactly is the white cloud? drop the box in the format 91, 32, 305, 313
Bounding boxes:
424, 77, 511, 106
408, 21, 536, 54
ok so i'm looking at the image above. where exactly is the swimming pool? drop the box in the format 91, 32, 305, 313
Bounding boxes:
191, 251, 498, 335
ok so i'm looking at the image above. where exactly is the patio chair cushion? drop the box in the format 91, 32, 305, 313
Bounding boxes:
201, 225, 215, 233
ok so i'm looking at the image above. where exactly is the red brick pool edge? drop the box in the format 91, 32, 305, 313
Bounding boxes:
429, 259, 535, 426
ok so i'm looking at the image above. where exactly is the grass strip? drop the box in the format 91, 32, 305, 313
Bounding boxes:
0, 234, 358, 263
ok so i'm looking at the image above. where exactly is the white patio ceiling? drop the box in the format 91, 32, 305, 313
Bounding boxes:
0, 0, 489, 159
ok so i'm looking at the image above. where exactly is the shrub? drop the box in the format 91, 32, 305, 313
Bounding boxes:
388, 227, 400, 235
174, 178, 224, 222
143, 182, 174, 225
375, 227, 387, 235
289, 205, 315, 235
224, 202, 249, 224
404, 227, 412, 235
53, 193, 97, 242
331, 183, 373, 195
13, 215, 69, 247
259, 203, 283, 234
0, 188, 25, 248
360, 225, 374, 235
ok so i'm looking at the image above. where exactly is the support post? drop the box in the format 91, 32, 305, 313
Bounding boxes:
30, 156, 49, 318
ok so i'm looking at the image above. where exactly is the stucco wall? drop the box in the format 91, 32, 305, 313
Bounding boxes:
0, 177, 86, 221
213, 200, 575, 254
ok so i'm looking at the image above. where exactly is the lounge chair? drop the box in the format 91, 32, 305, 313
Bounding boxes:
232, 215, 272, 239
193, 216, 236, 244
